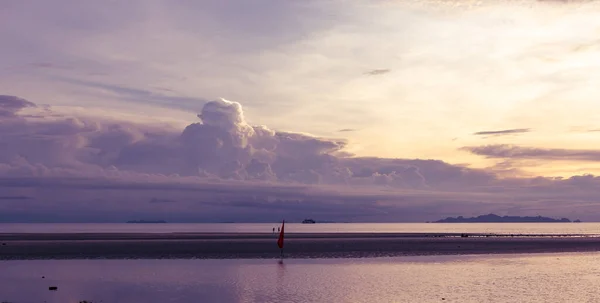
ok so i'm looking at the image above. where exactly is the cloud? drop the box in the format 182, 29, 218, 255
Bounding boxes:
338, 128, 356, 132
55, 77, 207, 113
0, 174, 495, 222
0, 95, 36, 117
4, 0, 600, 164
2, 171, 598, 222
0, 95, 495, 221
197, 99, 253, 135
462, 144, 600, 162
365, 69, 391, 76
0, 96, 432, 188
4, 1, 600, 222
149, 198, 176, 204
473, 128, 531, 137
536, 0, 590, 3
0, 196, 31, 200
2, 95, 600, 222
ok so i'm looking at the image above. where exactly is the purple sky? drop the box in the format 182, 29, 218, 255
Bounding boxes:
2, 1, 600, 222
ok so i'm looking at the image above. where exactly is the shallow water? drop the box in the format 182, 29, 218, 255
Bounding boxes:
1, 253, 600, 302
0, 222, 598, 235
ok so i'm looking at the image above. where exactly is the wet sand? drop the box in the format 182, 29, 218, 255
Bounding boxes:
1, 232, 600, 259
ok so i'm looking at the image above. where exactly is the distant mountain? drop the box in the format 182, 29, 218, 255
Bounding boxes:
126, 220, 167, 223
434, 214, 580, 223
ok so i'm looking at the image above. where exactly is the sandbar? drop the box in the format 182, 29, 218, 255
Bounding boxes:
1, 232, 600, 259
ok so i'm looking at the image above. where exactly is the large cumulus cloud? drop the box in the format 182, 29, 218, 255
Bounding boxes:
2, 95, 600, 222
0, 95, 452, 187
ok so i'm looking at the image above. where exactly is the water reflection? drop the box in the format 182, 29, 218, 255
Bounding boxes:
275, 259, 287, 302
1, 254, 600, 302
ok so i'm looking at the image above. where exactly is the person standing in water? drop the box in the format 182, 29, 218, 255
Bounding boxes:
272, 227, 275, 233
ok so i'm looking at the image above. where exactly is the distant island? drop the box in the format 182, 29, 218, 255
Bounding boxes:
126, 220, 167, 223
434, 214, 581, 223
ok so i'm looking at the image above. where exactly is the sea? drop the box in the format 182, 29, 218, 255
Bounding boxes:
2, 223, 600, 303
1, 222, 599, 235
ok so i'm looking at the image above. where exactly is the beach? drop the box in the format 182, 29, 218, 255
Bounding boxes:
2, 232, 600, 259
3, 227, 600, 302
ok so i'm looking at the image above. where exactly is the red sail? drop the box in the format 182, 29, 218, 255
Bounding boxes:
277, 220, 285, 249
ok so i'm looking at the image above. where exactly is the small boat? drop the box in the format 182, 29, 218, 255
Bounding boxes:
302, 219, 316, 224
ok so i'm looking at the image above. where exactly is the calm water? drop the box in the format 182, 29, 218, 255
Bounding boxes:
0, 223, 598, 235
1, 253, 600, 302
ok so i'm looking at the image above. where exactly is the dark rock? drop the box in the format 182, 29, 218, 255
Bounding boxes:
49, 286, 57, 291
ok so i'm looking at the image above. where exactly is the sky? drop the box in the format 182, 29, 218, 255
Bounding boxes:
2, 0, 600, 222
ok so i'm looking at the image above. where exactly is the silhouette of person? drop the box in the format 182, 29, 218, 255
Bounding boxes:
272, 227, 275, 233
278, 227, 280, 232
